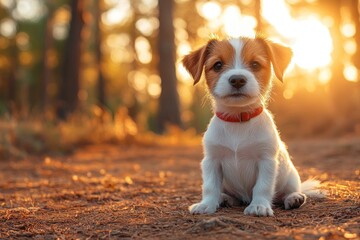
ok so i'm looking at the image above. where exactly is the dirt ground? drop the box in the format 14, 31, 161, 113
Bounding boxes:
1, 137, 359, 239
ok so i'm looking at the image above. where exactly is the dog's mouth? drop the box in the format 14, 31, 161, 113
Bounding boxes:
222, 93, 251, 99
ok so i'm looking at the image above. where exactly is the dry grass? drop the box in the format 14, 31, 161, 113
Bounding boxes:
0, 107, 201, 160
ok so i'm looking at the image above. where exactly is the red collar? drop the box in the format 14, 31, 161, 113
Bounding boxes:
215, 107, 263, 123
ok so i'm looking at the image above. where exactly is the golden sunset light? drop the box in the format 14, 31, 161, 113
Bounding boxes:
176, 0, 337, 86
0, 1, 359, 238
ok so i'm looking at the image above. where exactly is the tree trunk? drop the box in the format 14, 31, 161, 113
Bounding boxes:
95, 0, 105, 108
5, 3, 18, 113
40, 10, 54, 112
349, 0, 360, 71
8, 43, 17, 113
57, 0, 84, 119
157, 0, 182, 132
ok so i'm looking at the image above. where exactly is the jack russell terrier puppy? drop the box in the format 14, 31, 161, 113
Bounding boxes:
182, 36, 323, 216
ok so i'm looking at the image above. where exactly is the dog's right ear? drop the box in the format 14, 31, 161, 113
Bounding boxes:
182, 40, 217, 85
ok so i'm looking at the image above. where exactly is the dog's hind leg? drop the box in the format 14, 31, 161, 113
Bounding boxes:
282, 169, 306, 210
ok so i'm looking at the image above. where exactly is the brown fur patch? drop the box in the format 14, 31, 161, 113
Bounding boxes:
241, 38, 272, 95
203, 40, 235, 90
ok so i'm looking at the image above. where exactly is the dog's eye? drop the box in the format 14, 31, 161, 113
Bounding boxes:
213, 61, 223, 72
250, 61, 261, 71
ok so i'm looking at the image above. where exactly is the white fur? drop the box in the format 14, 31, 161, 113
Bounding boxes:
213, 40, 260, 108
229, 39, 243, 68
189, 38, 323, 216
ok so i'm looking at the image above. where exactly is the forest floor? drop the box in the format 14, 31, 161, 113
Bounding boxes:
0, 137, 359, 239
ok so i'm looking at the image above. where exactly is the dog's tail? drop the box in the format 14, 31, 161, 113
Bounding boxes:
301, 179, 326, 198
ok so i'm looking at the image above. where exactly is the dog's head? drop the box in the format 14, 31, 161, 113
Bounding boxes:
182, 37, 292, 108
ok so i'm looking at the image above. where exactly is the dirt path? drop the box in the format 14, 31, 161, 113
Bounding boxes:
1, 138, 359, 239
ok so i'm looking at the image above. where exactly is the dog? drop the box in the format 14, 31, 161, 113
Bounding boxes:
182, 36, 323, 216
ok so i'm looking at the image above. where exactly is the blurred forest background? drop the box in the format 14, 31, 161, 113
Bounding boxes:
0, 0, 360, 156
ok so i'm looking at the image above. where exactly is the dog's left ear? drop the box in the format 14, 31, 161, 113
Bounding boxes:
263, 40, 293, 82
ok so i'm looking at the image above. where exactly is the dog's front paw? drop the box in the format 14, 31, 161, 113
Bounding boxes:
244, 203, 274, 217
189, 202, 217, 214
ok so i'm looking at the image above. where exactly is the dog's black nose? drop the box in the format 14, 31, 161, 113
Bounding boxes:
229, 75, 247, 89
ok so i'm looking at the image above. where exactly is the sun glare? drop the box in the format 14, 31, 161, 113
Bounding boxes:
262, 0, 294, 37
341, 23, 356, 38
344, 39, 357, 55
292, 18, 333, 70
198, 1, 221, 21
196, 3, 257, 38
136, 17, 159, 37
135, 37, 152, 64
0, 18, 16, 38
0, 0, 14, 8
195, 0, 333, 72
222, 5, 256, 38
13, 0, 46, 22
184, 0, 336, 86
318, 68, 332, 85
102, 0, 132, 26
343, 64, 358, 82
262, 0, 333, 71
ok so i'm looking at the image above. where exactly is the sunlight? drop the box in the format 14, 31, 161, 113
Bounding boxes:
136, 17, 159, 37
318, 68, 332, 85
222, 5, 254, 38
174, 18, 189, 40
195, 0, 333, 71
341, 23, 356, 38
343, 64, 358, 82
147, 82, 161, 98
137, 0, 158, 14
128, 71, 147, 93
175, 27, 189, 41
110, 48, 133, 63
106, 33, 130, 48
53, 24, 68, 41
177, 41, 191, 57
292, 18, 333, 70
198, 1, 222, 21
262, 0, 294, 37
261, 0, 333, 71
104, 0, 121, 6
13, 0, 46, 22
283, 89, 294, 99
0, 0, 14, 8
52, 6, 70, 40
102, 0, 132, 26
344, 39, 357, 55
135, 36, 152, 64
222, 5, 257, 38
0, 18, 16, 38
106, 33, 134, 63
177, 63, 192, 85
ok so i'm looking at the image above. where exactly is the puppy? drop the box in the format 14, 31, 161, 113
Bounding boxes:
182, 36, 322, 216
